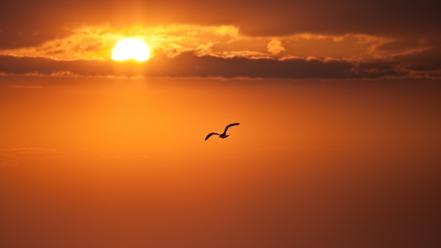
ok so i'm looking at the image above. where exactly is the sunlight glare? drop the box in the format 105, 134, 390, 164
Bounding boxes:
112, 38, 151, 62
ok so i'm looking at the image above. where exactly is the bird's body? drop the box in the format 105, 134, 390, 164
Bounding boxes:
205, 123, 240, 141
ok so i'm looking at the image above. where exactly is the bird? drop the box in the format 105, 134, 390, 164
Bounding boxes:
205, 123, 240, 141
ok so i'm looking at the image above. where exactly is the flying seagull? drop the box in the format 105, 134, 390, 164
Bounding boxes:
205, 123, 240, 141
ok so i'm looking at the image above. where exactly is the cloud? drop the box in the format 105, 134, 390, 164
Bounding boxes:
393, 47, 441, 78
0, 25, 415, 62
0, 19, 437, 80
0, 147, 58, 155
267, 39, 286, 55
0, 0, 439, 49
0, 52, 426, 79
0, 1, 438, 80
9, 84, 43, 89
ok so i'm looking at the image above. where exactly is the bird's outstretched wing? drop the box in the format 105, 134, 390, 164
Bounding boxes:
205, 132, 220, 140
224, 123, 240, 134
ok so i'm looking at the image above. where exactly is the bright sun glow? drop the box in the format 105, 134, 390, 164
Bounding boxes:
112, 38, 151, 62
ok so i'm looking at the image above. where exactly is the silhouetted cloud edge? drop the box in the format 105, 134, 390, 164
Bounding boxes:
0, 53, 439, 79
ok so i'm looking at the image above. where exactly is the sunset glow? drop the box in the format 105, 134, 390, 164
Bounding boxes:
111, 38, 151, 62
0, 1, 440, 247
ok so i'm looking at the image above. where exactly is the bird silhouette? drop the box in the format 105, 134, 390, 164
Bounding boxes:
205, 123, 240, 141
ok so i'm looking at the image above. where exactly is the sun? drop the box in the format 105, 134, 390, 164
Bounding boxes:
112, 38, 151, 62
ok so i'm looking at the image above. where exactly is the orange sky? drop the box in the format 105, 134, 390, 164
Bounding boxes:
1, 77, 441, 247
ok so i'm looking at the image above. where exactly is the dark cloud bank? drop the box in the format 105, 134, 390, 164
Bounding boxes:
0, 52, 438, 79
